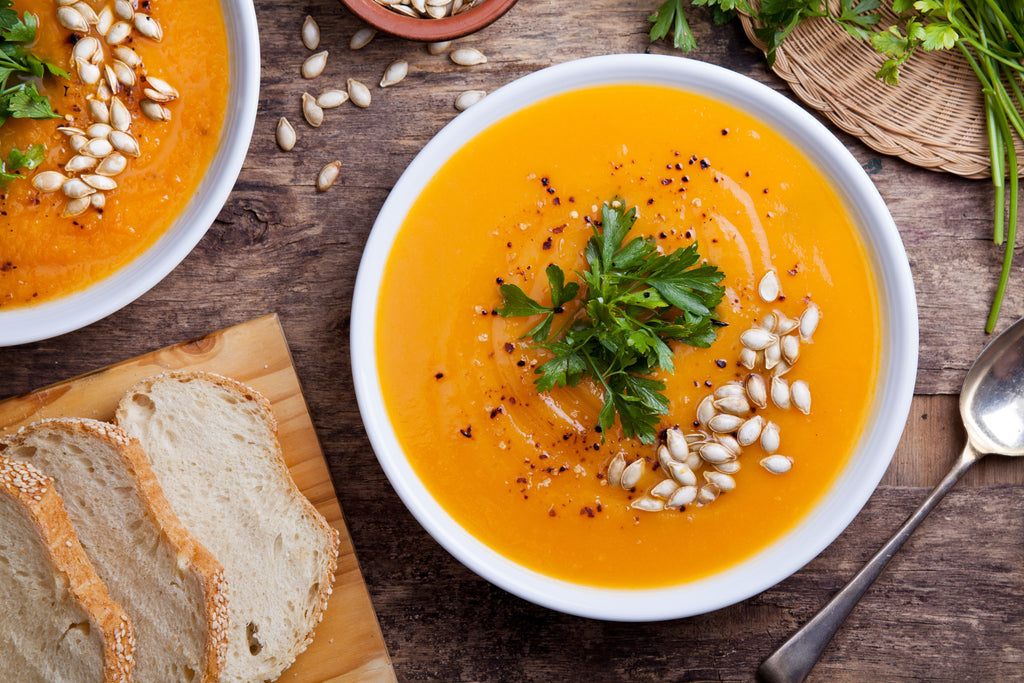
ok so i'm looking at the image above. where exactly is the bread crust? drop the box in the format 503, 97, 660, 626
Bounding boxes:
0, 455, 136, 683
1, 418, 230, 683
116, 370, 341, 678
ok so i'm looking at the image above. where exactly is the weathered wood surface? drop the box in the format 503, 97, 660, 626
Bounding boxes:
2, 0, 1024, 680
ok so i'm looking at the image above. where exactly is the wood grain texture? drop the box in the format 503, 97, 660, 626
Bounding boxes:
2, 0, 1023, 680
0, 316, 395, 683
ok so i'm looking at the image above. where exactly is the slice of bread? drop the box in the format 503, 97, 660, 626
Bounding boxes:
116, 372, 340, 683
0, 455, 135, 683
0, 419, 229, 683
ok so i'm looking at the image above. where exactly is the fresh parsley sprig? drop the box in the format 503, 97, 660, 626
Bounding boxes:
1, 0, 66, 187
498, 202, 726, 444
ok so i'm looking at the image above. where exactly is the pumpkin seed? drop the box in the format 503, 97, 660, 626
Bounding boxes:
450, 47, 487, 66
427, 40, 451, 55
775, 313, 800, 336
770, 376, 791, 410
696, 394, 715, 427
57, 6, 89, 32
114, 0, 134, 20
32, 171, 67, 192
665, 427, 688, 461
72, 2, 98, 24
90, 192, 105, 209
113, 46, 141, 67
699, 442, 735, 465
684, 452, 702, 471
87, 99, 109, 124
109, 130, 139, 157
96, 6, 114, 34
665, 460, 697, 487
657, 444, 675, 473
69, 135, 88, 152
764, 340, 782, 370
455, 89, 485, 111
714, 460, 741, 475
760, 454, 793, 474
302, 50, 328, 79
62, 178, 95, 198
104, 65, 119, 95
347, 78, 371, 108
87, 123, 112, 139
144, 76, 178, 101
72, 36, 100, 63
426, 4, 446, 18
65, 155, 97, 173
109, 98, 131, 131
96, 153, 127, 176
708, 413, 744, 434
736, 415, 765, 447
302, 15, 320, 50
715, 434, 741, 455
141, 99, 171, 121
649, 478, 679, 500
105, 21, 132, 45
606, 452, 626, 488
714, 383, 745, 399
631, 495, 665, 512
301, 93, 323, 127
112, 60, 136, 88
83, 137, 113, 158
134, 13, 163, 41
696, 483, 719, 506
791, 379, 811, 415
758, 311, 778, 333
713, 395, 750, 416
349, 27, 376, 50
411, 0, 426, 14
800, 304, 820, 340
76, 58, 101, 85
704, 471, 736, 492
667, 485, 697, 508
316, 90, 349, 108
316, 160, 341, 191
738, 346, 757, 370
758, 270, 781, 302
740, 327, 776, 351
760, 421, 781, 454
620, 458, 643, 490
781, 334, 800, 365
63, 197, 91, 217
82, 174, 117, 191
380, 60, 408, 87
744, 373, 768, 409
275, 117, 296, 151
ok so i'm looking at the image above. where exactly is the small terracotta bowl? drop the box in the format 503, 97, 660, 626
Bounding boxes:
339, 0, 518, 41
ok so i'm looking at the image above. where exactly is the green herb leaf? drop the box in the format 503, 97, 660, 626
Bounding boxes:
498, 200, 726, 443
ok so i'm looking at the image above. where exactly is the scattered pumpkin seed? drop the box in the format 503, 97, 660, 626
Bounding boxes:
62, 177, 95, 198
109, 130, 140, 157
301, 93, 324, 127
302, 15, 320, 50
57, 6, 89, 32
316, 90, 349, 108
760, 421, 781, 454
790, 380, 811, 415
87, 99, 109, 124
427, 40, 450, 55
96, 6, 114, 34
758, 270, 781, 302
90, 192, 105, 209
316, 160, 341, 191
449, 47, 486, 66
800, 304, 820, 340
140, 99, 171, 122
455, 89, 486, 111
105, 20, 132, 45
82, 174, 117, 191
606, 452, 626, 488
349, 27, 376, 50
96, 153, 127, 176
109, 98, 131, 131
133, 13, 163, 41
380, 60, 408, 87
760, 454, 793, 474
631, 495, 666, 512
620, 458, 643, 489
347, 78, 371, 108
65, 155, 98, 173
63, 196, 91, 217
302, 50, 328, 79
32, 171, 67, 192
275, 117, 296, 151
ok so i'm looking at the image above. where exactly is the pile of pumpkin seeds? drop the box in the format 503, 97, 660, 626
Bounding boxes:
376, 0, 483, 20
33, 0, 176, 217
607, 272, 822, 513
278, 15, 493, 191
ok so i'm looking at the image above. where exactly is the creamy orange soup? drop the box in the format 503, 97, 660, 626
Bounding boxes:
377, 85, 879, 588
0, 0, 228, 308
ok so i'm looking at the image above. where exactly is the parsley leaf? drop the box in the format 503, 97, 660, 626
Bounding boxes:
498, 201, 726, 444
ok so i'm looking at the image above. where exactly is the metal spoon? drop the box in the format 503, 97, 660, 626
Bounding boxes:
759, 317, 1024, 683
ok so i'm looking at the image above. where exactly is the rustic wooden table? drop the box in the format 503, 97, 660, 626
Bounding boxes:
3, 0, 1023, 680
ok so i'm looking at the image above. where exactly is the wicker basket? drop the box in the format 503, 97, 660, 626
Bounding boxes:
738, 8, 1023, 180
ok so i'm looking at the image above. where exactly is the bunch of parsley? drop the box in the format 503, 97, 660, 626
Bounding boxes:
650, 0, 1024, 332
498, 202, 726, 444
1, 0, 66, 186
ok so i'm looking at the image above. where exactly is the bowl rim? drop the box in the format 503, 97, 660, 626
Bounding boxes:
339, 0, 518, 41
351, 53, 919, 621
0, 0, 260, 347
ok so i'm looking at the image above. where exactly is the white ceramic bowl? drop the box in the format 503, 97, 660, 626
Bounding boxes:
351, 54, 918, 621
0, 0, 260, 346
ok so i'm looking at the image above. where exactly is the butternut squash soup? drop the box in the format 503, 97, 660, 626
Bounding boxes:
0, 0, 228, 308
376, 85, 880, 588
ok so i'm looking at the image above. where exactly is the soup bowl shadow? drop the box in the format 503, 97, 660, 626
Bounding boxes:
350, 54, 918, 621
0, 0, 260, 347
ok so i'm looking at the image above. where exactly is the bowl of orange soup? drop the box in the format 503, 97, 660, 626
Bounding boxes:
0, 0, 258, 345
351, 54, 918, 620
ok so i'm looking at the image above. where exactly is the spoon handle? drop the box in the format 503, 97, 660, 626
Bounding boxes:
758, 442, 982, 683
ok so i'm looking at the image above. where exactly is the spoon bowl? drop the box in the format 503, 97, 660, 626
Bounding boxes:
760, 316, 1024, 683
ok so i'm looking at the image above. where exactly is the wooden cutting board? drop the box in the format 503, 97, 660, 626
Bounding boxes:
0, 314, 396, 683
